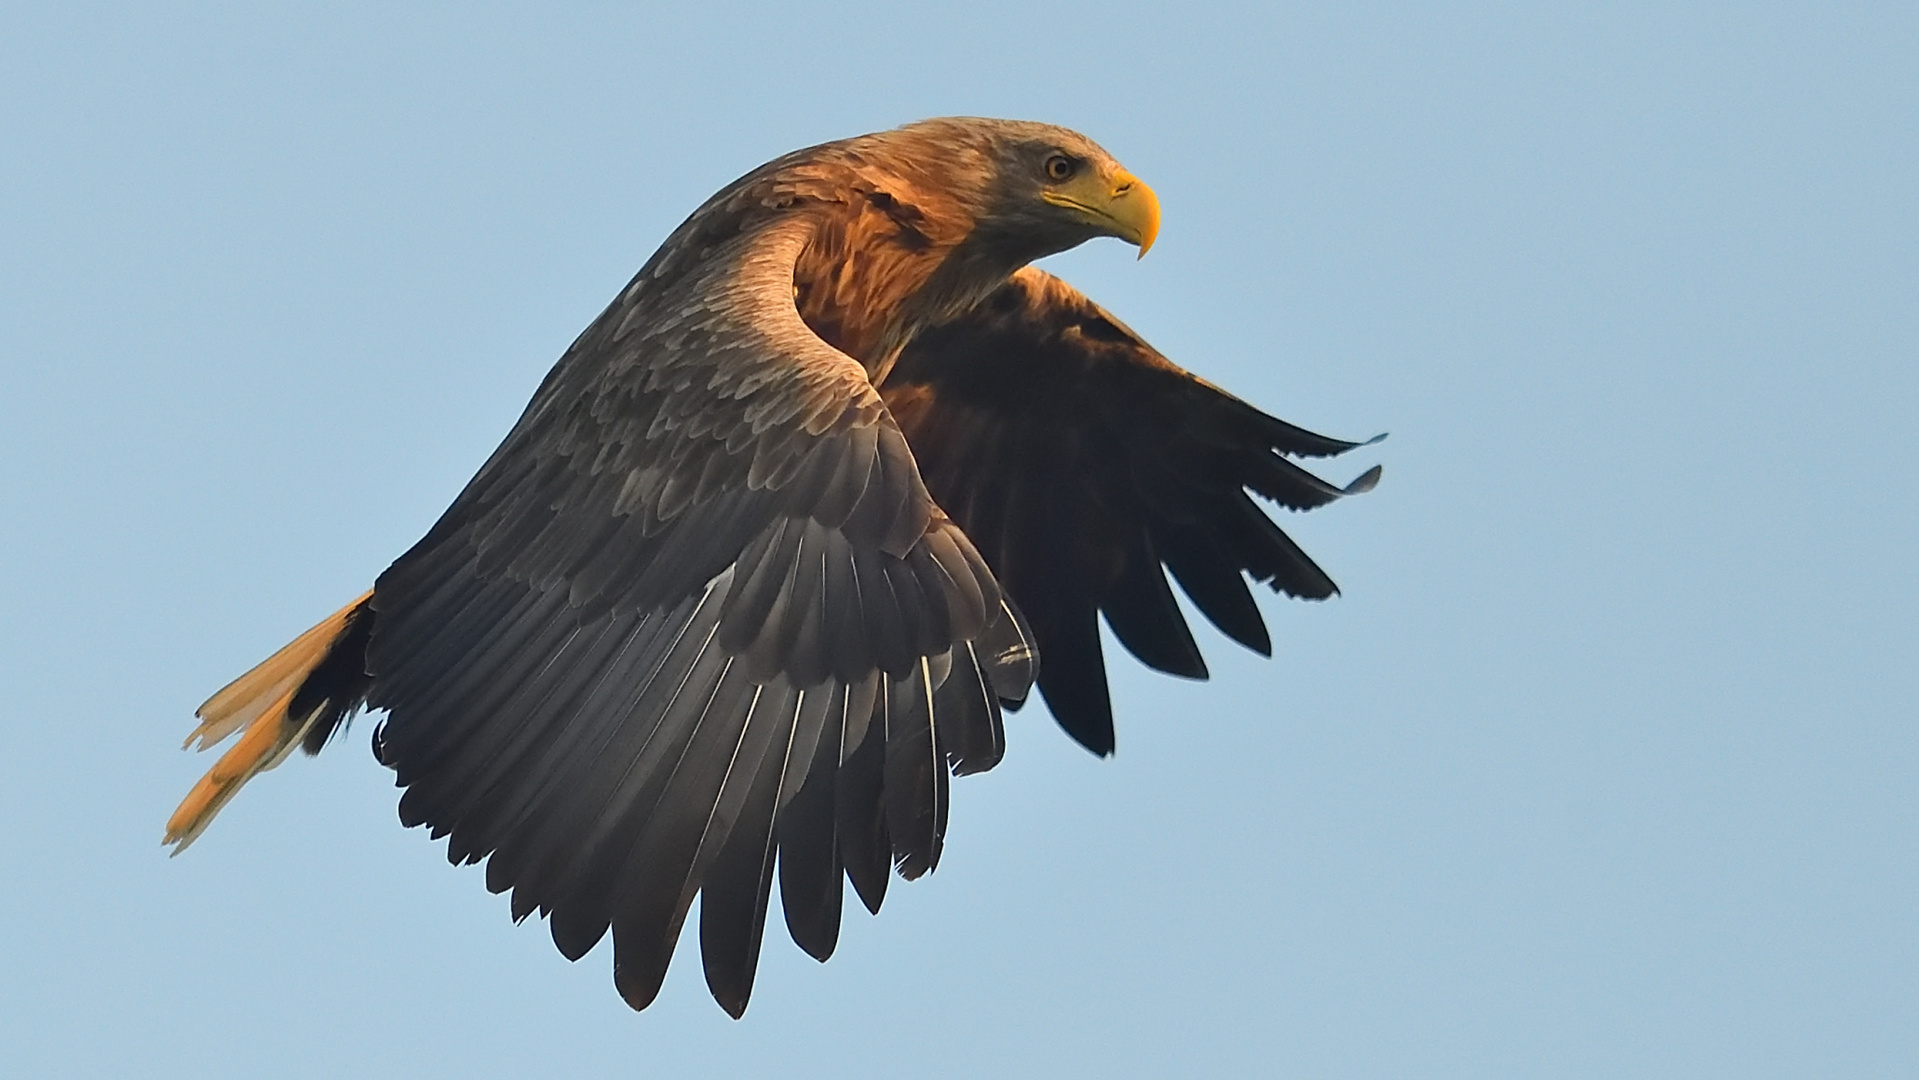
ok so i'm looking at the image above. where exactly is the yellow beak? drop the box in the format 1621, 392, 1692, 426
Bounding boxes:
1043, 168, 1161, 257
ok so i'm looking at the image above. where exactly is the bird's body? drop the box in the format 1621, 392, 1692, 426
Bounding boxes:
167, 118, 1378, 1016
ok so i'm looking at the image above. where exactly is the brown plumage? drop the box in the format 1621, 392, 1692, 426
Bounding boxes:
887, 267, 1380, 754
167, 118, 1378, 1016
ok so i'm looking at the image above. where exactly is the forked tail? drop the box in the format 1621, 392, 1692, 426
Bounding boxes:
164, 590, 375, 853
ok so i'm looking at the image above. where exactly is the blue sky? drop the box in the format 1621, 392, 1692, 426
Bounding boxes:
2, 3, 1913, 1077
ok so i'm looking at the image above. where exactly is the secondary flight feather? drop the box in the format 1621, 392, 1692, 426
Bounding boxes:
167, 117, 1380, 1016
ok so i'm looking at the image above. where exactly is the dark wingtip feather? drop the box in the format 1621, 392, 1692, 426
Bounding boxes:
1038, 672, 1116, 758
1099, 533, 1209, 680
882, 666, 947, 882
777, 770, 844, 961
551, 907, 610, 962
939, 644, 1006, 777
772, 686, 845, 961
698, 768, 781, 1021
1342, 463, 1383, 494
614, 954, 667, 1013
1253, 413, 1379, 459
1162, 535, 1273, 657
978, 600, 1037, 706
837, 708, 891, 915
1026, 601, 1116, 757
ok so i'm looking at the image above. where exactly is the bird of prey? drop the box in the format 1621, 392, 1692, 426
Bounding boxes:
166, 118, 1380, 1017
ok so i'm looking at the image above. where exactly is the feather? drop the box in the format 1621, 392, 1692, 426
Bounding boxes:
165, 592, 373, 851
837, 682, 891, 915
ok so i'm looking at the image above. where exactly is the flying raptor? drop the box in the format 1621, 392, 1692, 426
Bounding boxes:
167, 117, 1380, 1016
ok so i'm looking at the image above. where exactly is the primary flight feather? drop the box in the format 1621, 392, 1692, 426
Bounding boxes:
167, 117, 1379, 1017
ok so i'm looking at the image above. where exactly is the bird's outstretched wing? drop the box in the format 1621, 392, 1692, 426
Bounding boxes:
882, 267, 1379, 756
365, 213, 1034, 1016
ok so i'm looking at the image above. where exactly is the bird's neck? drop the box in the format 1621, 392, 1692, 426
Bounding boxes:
792, 190, 1016, 385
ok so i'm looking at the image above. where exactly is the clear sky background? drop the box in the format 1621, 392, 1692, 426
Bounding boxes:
2, 4, 1913, 1078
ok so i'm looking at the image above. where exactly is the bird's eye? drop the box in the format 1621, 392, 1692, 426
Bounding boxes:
1043, 153, 1077, 182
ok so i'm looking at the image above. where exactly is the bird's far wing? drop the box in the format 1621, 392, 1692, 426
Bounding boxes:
364, 216, 1035, 1017
881, 267, 1379, 756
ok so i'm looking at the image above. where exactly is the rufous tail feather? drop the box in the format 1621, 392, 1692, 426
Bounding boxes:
164, 590, 372, 853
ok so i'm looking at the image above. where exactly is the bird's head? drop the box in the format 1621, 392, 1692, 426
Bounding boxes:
873, 118, 1160, 266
